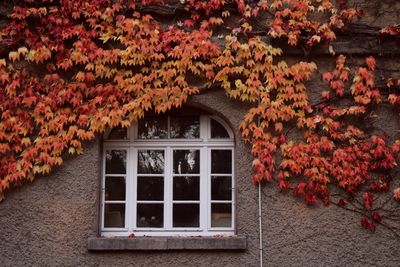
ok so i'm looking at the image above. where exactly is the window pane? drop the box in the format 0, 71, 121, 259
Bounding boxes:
211, 118, 230, 138
105, 176, 126, 201
138, 150, 164, 174
105, 150, 127, 174
211, 176, 232, 200
138, 116, 167, 139
211, 203, 232, 228
173, 150, 200, 174
211, 150, 232, 174
173, 204, 199, 227
137, 204, 163, 228
107, 126, 127, 140
170, 116, 200, 139
104, 203, 125, 228
173, 176, 200, 200
137, 177, 164, 201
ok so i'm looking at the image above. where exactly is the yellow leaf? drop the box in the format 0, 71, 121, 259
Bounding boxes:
21, 137, 31, 146
120, 120, 130, 128
222, 11, 230, 18
18, 47, 29, 56
75, 71, 85, 82
9, 51, 19, 62
275, 123, 283, 132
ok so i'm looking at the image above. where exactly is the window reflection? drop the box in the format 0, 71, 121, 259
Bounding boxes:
138, 150, 164, 174
105, 150, 127, 174
173, 204, 199, 227
211, 150, 232, 174
137, 177, 164, 201
173, 176, 200, 200
137, 204, 163, 228
104, 203, 125, 228
105, 176, 126, 201
170, 116, 200, 139
211, 176, 232, 200
211, 203, 232, 228
173, 150, 200, 174
138, 116, 167, 139
210, 118, 230, 138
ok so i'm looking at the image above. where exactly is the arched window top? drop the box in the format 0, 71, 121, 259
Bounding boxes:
104, 106, 234, 141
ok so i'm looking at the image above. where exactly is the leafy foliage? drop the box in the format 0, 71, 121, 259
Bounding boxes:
0, 0, 399, 233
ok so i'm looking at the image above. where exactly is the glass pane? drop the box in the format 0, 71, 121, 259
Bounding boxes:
138, 150, 164, 174
170, 116, 200, 139
138, 116, 167, 139
211, 203, 232, 228
211, 176, 232, 200
173, 176, 200, 200
137, 204, 163, 228
211, 118, 230, 138
104, 203, 125, 228
211, 150, 232, 174
105, 176, 126, 201
107, 126, 127, 140
173, 150, 200, 174
105, 150, 127, 174
173, 204, 199, 227
137, 177, 164, 201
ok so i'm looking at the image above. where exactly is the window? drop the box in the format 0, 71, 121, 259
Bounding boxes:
101, 108, 235, 237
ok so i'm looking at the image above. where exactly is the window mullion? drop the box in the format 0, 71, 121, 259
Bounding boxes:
132, 147, 137, 230
200, 146, 208, 231
127, 148, 137, 231
165, 146, 172, 230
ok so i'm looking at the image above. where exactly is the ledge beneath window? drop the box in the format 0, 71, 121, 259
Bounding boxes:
88, 236, 247, 251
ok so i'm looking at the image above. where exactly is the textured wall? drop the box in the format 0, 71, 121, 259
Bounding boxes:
0, 88, 399, 267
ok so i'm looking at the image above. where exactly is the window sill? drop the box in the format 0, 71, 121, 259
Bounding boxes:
88, 236, 247, 251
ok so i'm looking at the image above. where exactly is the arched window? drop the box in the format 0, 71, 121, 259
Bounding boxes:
101, 107, 235, 237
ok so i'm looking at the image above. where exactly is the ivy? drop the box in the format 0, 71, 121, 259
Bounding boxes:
0, 0, 399, 233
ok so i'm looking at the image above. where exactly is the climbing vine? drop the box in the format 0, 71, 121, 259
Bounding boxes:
0, 0, 399, 233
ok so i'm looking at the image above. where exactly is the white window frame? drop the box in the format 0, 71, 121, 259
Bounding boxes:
101, 115, 235, 237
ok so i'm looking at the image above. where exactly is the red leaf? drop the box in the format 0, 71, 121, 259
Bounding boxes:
128, 233, 136, 238
338, 198, 346, 207
372, 212, 381, 223
363, 192, 373, 209
361, 217, 369, 229
305, 193, 318, 205
368, 222, 376, 232
184, 19, 195, 27
278, 180, 289, 190
365, 56, 376, 70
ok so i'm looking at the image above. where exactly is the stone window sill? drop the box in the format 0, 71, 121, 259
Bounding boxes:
88, 236, 247, 251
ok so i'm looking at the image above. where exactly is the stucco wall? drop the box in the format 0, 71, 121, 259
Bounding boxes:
0, 87, 399, 267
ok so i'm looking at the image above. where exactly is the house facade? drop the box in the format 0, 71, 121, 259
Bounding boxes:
0, 87, 399, 266
1, 1, 400, 266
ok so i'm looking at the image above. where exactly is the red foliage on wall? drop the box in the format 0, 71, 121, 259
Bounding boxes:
0, 0, 399, 233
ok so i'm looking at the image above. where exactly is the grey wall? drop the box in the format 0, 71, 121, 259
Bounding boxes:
0, 88, 399, 267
